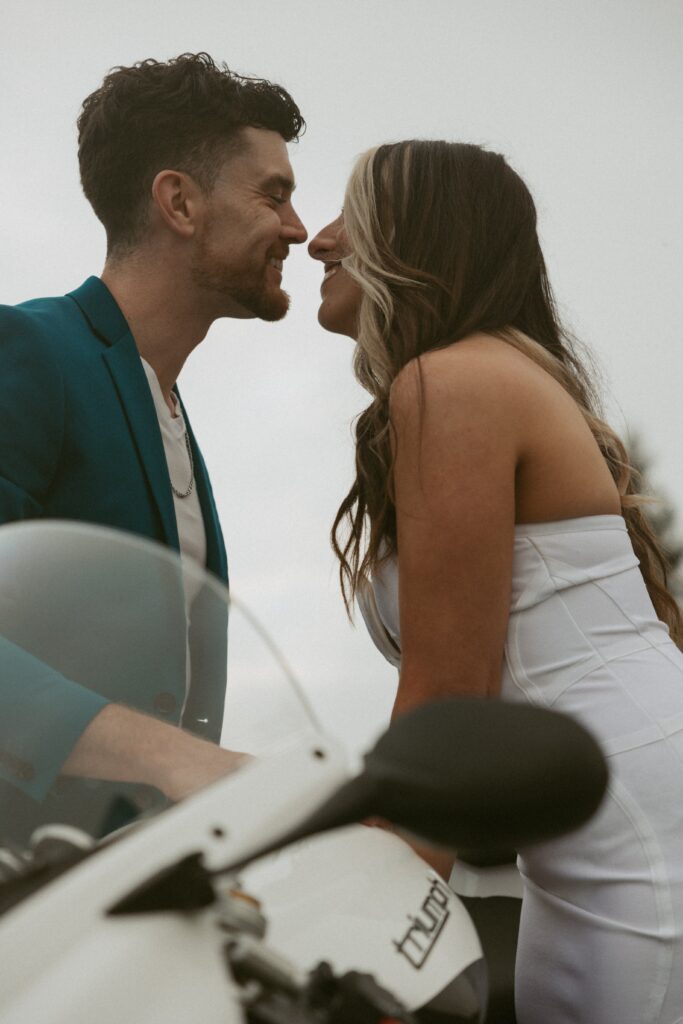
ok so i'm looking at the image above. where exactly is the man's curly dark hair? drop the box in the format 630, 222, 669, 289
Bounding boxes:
77, 52, 305, 256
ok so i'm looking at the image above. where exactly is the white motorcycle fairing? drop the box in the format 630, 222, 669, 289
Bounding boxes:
0, 736, 482, 1023
242, 823, 482, 1012
0, 743, 345, 1024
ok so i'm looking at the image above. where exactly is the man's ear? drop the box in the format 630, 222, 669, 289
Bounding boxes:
151, 170, 202, 239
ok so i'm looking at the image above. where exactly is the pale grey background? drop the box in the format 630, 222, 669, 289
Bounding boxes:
2, 0, 681, 752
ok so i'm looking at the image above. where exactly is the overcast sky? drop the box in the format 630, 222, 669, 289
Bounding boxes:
2, 0, 682, 753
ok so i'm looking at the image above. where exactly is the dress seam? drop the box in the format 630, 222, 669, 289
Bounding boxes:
607, 778, 675, 1023
510, 535, 637, 613
518, 543, 678, 733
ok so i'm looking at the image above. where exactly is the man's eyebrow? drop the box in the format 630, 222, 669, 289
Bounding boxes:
261, 173, 296, 193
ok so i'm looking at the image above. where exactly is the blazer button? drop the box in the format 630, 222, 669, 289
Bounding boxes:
153, 692, 177, 715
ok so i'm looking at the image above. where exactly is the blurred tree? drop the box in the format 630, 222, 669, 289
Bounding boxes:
627, 433, 683, 602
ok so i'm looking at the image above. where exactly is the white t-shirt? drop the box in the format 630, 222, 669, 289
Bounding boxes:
141, 359, 207, 569
141, 359, 209, 721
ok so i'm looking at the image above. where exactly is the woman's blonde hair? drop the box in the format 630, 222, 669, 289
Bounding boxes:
332, 140, 682, 645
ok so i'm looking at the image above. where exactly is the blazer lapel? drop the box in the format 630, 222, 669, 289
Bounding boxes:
68, 278, 180, 552
103, 341, 180, 551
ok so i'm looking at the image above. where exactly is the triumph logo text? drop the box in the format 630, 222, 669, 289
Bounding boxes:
392, 875, 451, 969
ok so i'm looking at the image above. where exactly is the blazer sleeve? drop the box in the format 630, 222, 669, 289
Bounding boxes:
0, 306, 110, 799
0, 307, 66, 517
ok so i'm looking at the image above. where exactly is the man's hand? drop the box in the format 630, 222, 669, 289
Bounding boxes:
60, 703, 250, 802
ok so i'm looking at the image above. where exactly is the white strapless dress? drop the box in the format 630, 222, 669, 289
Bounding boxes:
358, 515, 683, 1024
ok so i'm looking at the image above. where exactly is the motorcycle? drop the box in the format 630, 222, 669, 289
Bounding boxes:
0, 522, 607, 1023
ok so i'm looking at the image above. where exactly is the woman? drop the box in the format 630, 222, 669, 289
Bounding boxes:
308, 141, 683, 1024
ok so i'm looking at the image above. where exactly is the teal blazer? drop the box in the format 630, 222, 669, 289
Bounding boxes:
0, 278, 228, 827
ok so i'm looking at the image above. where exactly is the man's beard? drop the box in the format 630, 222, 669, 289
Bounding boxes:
191, 243, 289, 321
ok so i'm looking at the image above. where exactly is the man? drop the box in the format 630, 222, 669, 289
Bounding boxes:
0, 53, 307, 838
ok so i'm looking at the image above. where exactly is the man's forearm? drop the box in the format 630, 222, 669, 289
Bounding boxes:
60, 703, 247, 802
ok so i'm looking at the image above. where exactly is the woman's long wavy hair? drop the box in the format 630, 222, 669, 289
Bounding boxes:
332, 140, 682, 644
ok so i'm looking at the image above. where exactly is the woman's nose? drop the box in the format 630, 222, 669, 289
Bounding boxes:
308, 228, 334, 260
308, 216, 343, 260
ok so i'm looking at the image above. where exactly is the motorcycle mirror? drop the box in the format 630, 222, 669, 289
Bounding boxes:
219, 697, 608, 874
109, 697, 607, 914
361, 696, 608, 849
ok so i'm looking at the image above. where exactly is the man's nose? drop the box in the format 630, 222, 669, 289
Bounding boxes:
282, 207, 308, 245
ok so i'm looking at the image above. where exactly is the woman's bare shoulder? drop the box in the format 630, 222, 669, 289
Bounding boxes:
390, 333, 539, 422
429, 332, 547, 377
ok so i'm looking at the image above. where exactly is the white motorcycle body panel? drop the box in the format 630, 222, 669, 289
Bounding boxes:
0, 740, 347, 1022
0, 737, 480, 1022
0, 914, 242, 1024
243, 824, 483, 1011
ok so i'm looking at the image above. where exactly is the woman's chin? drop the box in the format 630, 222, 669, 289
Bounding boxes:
317, 304, 358, 340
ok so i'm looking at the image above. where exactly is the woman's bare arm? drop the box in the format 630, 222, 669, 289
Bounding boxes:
390, 342, 520, 717
387, 340, 523, 873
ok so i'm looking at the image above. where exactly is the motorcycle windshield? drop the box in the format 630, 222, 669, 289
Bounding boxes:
0, 520, 321, 848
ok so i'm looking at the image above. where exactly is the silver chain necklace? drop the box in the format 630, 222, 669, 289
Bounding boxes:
171, 430, 195, 499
